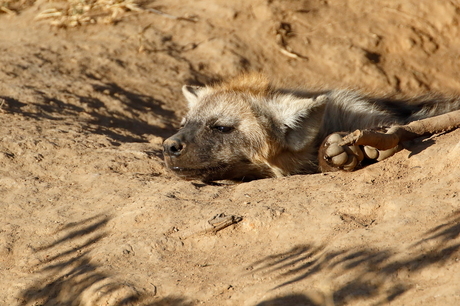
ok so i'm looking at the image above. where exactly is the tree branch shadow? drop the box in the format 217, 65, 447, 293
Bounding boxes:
256, 293, 321, 306
1, 79, 178, 144
249, 210, 460, 305
17, 213, 191, 306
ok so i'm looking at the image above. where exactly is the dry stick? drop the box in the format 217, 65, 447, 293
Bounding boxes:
0, 6, 16, 15
339, 109, 460, 150
173, 214, 243, 240
145, 8, 197, 22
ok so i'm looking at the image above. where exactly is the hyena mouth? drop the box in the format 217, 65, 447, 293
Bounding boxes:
168, 160, 278, 182
169, 165, 227, 180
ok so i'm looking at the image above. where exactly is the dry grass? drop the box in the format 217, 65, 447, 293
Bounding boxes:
35, 0, 144, 27
2, 0, 192, 26
0, 0, 35, 14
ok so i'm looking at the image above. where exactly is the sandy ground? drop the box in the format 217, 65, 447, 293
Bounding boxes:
1, 0, 460, 305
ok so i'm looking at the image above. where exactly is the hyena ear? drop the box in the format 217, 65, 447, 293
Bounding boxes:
276, 95, 327, 152
182, 85, 206, 108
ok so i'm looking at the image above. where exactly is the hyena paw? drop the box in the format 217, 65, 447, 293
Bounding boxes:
362, 144, 403, 161
318, 133, 403, 172
318, 133, 364, 172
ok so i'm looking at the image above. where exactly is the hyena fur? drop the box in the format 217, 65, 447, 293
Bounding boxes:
163, 74, 460, 182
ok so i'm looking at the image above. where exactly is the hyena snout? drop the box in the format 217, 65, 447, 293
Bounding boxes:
163, 136, 186, 157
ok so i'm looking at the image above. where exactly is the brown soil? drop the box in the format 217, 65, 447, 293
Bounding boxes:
1, 1, 460, 305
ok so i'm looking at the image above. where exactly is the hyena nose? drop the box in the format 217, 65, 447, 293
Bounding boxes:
163, 137, 185, 157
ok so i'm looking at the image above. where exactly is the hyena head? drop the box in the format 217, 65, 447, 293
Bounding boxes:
163, 74, 327, 182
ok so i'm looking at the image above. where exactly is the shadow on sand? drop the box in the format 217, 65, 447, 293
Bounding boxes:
251, 210, 460, 306
1, 79, 178, 144
18, 214, 193, 306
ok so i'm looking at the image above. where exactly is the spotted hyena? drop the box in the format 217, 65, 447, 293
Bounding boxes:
163, 74, 460, 182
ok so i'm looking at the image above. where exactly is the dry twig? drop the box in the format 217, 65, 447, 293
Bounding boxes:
172, 213, 243, 240
0, 98, 5, 112
145, 8, 197, 22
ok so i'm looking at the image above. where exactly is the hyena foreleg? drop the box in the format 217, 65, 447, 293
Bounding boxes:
318, 108, 460, 172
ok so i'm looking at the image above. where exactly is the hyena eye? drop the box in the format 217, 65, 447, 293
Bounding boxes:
212, 125, 234, 133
